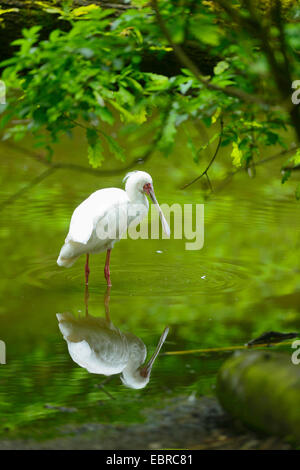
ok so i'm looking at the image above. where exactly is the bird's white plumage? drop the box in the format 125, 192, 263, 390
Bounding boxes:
57, 313, 130, 376
66, 188, 129, 245
56, 312, 151, 388
57, 171, 169, 269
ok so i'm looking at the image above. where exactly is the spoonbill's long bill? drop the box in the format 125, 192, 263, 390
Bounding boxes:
57, 171, 170, 286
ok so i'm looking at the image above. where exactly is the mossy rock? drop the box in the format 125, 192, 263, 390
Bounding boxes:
216, 350, 300, 444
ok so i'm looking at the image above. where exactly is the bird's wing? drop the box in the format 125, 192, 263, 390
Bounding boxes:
124, 332, 147, 364
68, 330, 128, 375
66, 188, 129, 245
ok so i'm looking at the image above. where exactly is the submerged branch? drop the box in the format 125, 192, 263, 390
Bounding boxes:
0, 110, 170, 209
0, 167, 56, 211
3, 140, 156, 177
0, 144, 150, 210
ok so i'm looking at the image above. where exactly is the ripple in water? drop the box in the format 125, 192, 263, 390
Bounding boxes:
22, 255, 253, 297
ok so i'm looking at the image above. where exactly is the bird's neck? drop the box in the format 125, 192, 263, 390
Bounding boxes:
126, 187, 148, 206
122, 356, 143, 378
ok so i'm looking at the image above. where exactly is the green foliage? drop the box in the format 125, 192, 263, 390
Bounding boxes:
231, 139, 243, 168
0, 0, 299, 184
0, 8, 19, 17
293, 148, 300, 165
86, 128, 104, 168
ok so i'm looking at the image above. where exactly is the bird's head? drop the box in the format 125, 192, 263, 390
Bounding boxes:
120, 327, 169, 390
123, 171, 170, 237
123, 170, 153, 194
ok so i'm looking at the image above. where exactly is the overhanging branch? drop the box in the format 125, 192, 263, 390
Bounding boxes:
151, 0, 272, 107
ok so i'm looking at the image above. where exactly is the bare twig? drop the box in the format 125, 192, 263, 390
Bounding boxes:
215, 146, 297, 194
205, 172, 214, 192
181, 118, 224, 189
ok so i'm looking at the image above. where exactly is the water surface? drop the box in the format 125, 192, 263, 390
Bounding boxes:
0, 130, 299, 438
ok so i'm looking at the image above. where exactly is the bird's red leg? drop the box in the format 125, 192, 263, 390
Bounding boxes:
104, 249, 112, 287
104, 286, 111, 322
84, 283, 89, 317
85, 254, 90, 285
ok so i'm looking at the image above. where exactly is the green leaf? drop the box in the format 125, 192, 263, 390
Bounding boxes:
0, 8, 19, 15
117, 87, 135, 107
265, 131, 279, 145
145, 74, 170, 91
72, 5, 100, 17
21, 26, 42, 40
231, 140, 243, 168
88, 140, 104, 168
103, 134, 125, 161
293, 148, 300, 165
211, 107, 221, 124
96, 106, 115, 125
109, 100, 146, 124
186, 133, 198, 163
35, 2, 63, 15
86, 128, 104, 168
190, 21, 221, 46
296, 183, 300, 200
214, 61, 229, 76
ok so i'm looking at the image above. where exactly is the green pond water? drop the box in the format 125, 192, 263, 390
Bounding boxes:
0, 127, 300, 439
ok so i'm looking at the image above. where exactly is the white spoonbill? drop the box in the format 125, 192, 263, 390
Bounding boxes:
56, 296, 169, 389
57, 171, 170, 286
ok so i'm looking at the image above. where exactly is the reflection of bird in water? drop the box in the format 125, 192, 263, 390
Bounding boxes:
57, 287, 169, 389
57, 171, 170, 286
